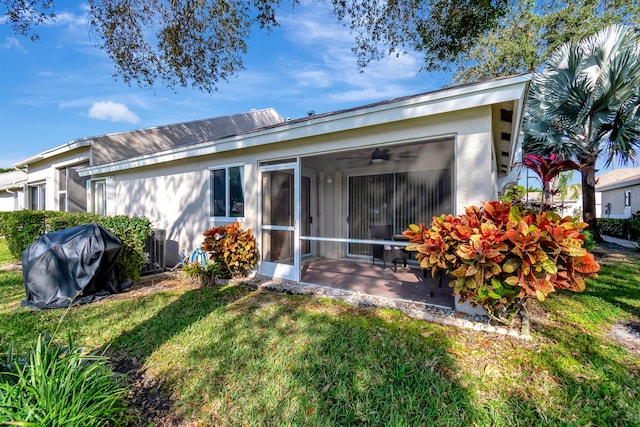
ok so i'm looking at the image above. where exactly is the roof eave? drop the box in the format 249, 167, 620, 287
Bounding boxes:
597, 177, 640, 191
14, 138, 93, 167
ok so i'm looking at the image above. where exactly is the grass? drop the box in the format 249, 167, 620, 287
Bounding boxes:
1, 236, 639, 426
0, 334, 129, 426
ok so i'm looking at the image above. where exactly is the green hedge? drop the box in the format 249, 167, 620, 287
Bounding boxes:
0, 211, 152, 282
597, 217, 640, 241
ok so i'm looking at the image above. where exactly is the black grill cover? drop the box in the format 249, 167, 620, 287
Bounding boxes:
21, 223, 123, 309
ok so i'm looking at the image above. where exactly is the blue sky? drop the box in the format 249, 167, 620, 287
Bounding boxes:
0, 2, 450, 169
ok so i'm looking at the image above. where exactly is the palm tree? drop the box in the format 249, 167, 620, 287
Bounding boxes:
523, 24, 640, 241
556, 171, 582, 205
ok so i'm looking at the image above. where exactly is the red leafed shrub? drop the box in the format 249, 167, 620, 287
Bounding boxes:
201, 222, 259, 278
403, 201, 600, 320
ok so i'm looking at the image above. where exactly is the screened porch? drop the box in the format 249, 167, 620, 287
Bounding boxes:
258, 138, 456, 307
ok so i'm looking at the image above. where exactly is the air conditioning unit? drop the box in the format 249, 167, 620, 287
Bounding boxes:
142, 229, 166, 275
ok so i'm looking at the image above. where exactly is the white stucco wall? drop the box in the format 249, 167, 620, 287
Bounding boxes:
600, 185, 640, 218
453, 107, 495, 213
0, 192, 15, 212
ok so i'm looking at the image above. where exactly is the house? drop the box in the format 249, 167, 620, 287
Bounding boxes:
596, 168, 640, 218
11, 74, 531, 313
522, 189, 583, 218
0, 169, 27, 212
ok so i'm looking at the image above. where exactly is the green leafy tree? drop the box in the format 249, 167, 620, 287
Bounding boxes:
523, 25, 640, 241
556, 171, 581, 204
1, 0, 507, 93
453, 0, 640, 83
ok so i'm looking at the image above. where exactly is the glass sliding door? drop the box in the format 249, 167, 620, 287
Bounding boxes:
347, 169, 452, 257
348, 174, 394, 256
395, 169, 452, 230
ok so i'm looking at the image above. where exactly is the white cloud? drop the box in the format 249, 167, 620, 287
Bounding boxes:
88, 101, 140, 123
274, 2, 433, 106
327, 84, 409, 103
51, 11, 88, 26
1, 37, 26, 52
291, 69, 332, 88
281, 7, 350, 46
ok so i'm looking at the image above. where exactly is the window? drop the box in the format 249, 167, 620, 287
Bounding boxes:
91, 180, 107, 215
29, 183, 46, 210
625, 191, 631, 207
57, 162, 89, 212
209, 164, 244, 219
13, 190, 24, 210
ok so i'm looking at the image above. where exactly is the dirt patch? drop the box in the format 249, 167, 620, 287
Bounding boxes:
611, 321, 640, 357
1, 261, 22, 272
106, 272, 200, 302
109, 354, 186, 427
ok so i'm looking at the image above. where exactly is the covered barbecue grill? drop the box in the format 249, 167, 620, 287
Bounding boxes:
21, 223, 123, 309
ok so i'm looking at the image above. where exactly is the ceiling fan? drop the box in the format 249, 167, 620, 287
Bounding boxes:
336, 147, 416, 165
370, 148, 390, 163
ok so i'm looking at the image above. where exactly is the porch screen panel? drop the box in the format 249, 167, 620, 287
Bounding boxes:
261, 170, 294, 264
395, 168, 452, 233
67, 164, 89, 212
348, 174, 394, 255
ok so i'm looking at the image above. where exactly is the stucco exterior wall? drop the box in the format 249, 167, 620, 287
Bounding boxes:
0, 192, 15, 212
453, 106, 494, 213
600, 185, 640, 218
101, 105, 498, 254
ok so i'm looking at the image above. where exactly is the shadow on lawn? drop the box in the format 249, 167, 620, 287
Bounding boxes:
516, 255, 640, 426
582, 262, 640, 318
529, 323, 640, 426
100, 285, 485, 426
104, 284, 249, 359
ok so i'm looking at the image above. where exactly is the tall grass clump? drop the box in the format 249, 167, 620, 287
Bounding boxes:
0, 333, 129, 426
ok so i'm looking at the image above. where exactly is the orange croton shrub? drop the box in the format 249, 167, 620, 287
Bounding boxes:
202, 222, 259, 278
403, 201, 600, 319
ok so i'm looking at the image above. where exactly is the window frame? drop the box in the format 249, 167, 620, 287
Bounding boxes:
89, 179, 107, 216
208, 163, 245, 221
29, 182, 46, 210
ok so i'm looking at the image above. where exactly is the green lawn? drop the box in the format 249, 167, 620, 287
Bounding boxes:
1, 237, 639, 426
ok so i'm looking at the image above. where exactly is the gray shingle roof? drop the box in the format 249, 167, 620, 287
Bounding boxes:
596, 168, 640, 191
91, 108, 284, 166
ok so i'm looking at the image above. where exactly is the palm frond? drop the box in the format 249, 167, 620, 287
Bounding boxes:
523, 24, 640, 165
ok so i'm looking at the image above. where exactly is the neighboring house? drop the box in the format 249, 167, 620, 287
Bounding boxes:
13, 138, 93, 212
596, 168, 640, 218
0, 169, 27, 212
522, 190, 583, 218
12, 74, 530, 313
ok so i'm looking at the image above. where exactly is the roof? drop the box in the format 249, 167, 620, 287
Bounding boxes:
595, 168, 640, 191
15, 138, 92, 167
91, 108, 284, 166
0, 169, 27, 191
80, 73, 531, 176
